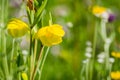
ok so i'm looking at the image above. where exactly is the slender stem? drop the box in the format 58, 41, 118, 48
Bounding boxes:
31, 45, 44, 80
0, 67, 4, 78
80, 64, 85, 80
1, 0, 10, 79
0, 29, 2, 54
30, 40, 38, 80
26, 7, 32, 25
104, 43, 110, 80
29, 29, 32, 55
101, 20, 111, 79
1, 29, 9, 79
39, 47, 50, 80
4, 0, 8, 23
1, 0, 4, 28
90, 20, 98, 80
104, 43, 110, 69
18, 72, 21, 80
33, 40, 38, 67
101, 20, 107, 41
49, 12, 53, 26
109, 63, 112, 80
10, 39, 15, 78
30, 54, 33, 79
86, 60, 89, 80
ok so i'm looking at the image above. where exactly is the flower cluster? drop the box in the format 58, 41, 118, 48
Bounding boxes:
7, 19, 65, 46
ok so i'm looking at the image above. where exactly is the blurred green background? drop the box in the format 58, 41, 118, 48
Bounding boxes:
8, 0, 120, 80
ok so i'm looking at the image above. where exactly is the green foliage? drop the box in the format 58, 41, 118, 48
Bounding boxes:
1, 0, 120, 80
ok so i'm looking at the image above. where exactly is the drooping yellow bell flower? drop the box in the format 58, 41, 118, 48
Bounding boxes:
92, 6, 107, 17
7, 18, 29, 38
35, 24, 65, 46
111, 71, 120, 80
21, 72, 28, 80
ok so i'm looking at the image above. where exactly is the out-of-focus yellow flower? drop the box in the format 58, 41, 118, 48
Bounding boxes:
7, 18, 29, 38
111, 52, 120, 58
35, 24, 65, 46
111, 71, 120, 80
92, 6, 107, 17
21, 72, 28, 80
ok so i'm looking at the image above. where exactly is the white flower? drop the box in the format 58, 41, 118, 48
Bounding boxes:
22, 50, 28, 56
101, 12, 109, 22
82, 59, 89, 64
105, 38, 111, 44
97, 52, 106, 59
109, 58, 115, 63
66, 22, 73, 28
86, 41, 92, 46
86, 47, 92, 53
97, 58, 104, 63
85, 52, 92, 58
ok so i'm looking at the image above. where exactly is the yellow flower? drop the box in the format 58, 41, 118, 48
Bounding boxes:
7, 18, 29, 38
92, 6, 106, 17
111, 71, 120, 80
111, 52, 120, 58
35, 24, 65, 46
21, 72, 28, 80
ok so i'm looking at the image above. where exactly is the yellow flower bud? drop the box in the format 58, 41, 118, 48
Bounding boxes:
7, 18, 29, 38
21, 72, 28, 80
35, 24, 65, 46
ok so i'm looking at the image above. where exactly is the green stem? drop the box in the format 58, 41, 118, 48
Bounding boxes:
31, 45, 44, 80
80, 64, 85, 80
49, 12, 53, 26
104, 43, 110, 69
39, 47, 50, 80
29, 29, 32, 55
0, 29, 2, 54
109, 63, 112, 80
33, 40, 38, 67
4, 0, 8, 23
1, 0, 4, 28
101, 20, 107, 41
0, 67, 4, 78
10, 39, 15, 75
86, 60, 89, 80
101, 20, 111, 79
29, 28, 33, 80
1, 0, 10, 79
30, 40, 38, 80
18, 72, 21, 80
90, 20, 98, 80
104, 43, 110, 80
1, 29, 9, 80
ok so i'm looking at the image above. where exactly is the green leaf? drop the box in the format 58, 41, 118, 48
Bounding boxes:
32, 0, 48, 27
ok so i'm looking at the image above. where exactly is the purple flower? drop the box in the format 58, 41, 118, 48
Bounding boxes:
108, 14, 115, 22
